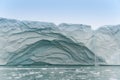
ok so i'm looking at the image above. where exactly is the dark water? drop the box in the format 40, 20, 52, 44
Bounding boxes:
0, 66, 120, 80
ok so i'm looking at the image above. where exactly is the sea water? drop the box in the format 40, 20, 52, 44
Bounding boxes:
0, 66, 119, 80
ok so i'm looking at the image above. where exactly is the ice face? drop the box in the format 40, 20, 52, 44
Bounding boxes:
57, 23, 120, 65
93, 25, 120, 64
0, 17, 120, 65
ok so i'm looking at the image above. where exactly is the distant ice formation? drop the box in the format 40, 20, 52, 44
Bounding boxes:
0, 18, 120, 65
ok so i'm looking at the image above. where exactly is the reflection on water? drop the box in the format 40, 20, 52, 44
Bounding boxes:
0, 66, 120, 80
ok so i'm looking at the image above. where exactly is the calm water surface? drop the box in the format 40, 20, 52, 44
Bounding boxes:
0, 66, 120, 80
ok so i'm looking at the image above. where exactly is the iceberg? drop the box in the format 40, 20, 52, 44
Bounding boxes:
2, 18, 120, 65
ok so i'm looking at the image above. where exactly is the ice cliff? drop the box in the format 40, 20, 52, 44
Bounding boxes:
1, 18, 119, 65
59, 24, 120, 65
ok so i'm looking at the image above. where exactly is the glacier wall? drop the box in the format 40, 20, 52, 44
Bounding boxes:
0, 18, 120, 65
58, 24, 120, 65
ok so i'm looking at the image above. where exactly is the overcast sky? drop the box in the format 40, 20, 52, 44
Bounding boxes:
0, 0, 120, 29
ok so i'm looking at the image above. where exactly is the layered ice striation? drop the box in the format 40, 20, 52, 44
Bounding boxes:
0, 18, 119, 65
